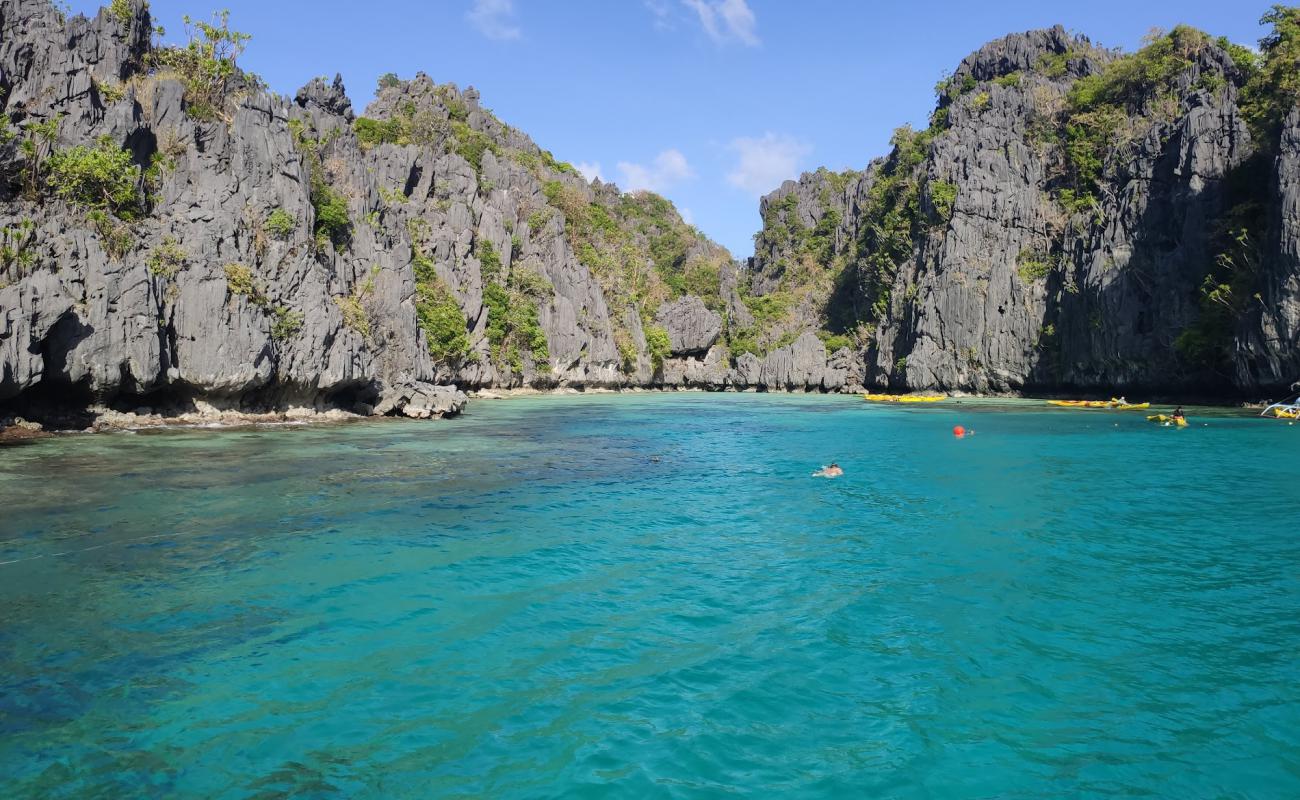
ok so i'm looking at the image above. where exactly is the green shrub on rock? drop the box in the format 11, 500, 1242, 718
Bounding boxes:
645, 324, 672, 370
87, 210, 134, 259
311, 184, 350, 250
451, 121, 498, 172
109, 0, 135, 29
482, 268, 551, 374
1240, 6, 1300, 140
817, 331, 854, 353
0, 219, 37, 276
416, 281, 472, 363
47, 137, 142, 218
353, 116, 403, 148
271, 306, 304, 341
335, 295, 370, 337
265, 208, 294, 238
146, 237, 187, 278
151, 11, 251, 121
929, 181, 957, 223
224, 262, 268, 306
1018, 247, 1051, 280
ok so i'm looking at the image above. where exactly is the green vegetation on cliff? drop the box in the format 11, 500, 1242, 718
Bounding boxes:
478, 240, 550, 374
151, 11, 253, 121
1172, 7, 1300, 372
416, 281, 473, 364
644, 325, 672, 370
1241, 6, 1300, 138
47, 136, 144, 218
852, 124, 936, 322
1055, 26, 1214, 213
535, 178, 729, 371
406, 221, 473, 364
737, 6, 1300, 388
353, 91, 504, 175
288, 119, 352, 251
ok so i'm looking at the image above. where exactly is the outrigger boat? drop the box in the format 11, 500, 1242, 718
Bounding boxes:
1260, 392, 1300, 419
863, 393, 946, 403
1047, 398, 1150, 410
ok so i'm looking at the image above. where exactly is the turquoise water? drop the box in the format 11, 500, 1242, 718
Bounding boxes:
2, 394, 1298, 798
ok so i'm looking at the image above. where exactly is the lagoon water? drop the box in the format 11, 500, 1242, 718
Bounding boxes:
1, 393, 1298, 798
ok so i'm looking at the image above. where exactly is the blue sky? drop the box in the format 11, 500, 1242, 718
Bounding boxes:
73, 1, 1273, 256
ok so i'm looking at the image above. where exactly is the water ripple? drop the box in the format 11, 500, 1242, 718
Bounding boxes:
0, 394, 1298, 798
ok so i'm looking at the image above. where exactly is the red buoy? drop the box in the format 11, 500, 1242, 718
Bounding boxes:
953, 425, 966, 437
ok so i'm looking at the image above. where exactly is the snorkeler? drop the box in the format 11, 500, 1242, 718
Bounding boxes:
812, 463, 844, 478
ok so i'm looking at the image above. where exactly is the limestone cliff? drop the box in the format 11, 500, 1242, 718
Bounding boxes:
751, 22, 1300, 397
5, 2, 1298, 432
0, 0, 853, 429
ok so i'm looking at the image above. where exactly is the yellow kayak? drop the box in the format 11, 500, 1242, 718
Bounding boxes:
1048, 398, 1149, 410
1147, 414, 1188, 427
863, 394, 946, 403
1270, 406, 1300, 419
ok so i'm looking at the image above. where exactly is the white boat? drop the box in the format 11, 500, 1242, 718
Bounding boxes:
1260, 392, 1300, 419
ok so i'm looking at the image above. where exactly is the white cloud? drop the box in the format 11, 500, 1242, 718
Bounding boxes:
726, 133, 812, 196
681, 0, 759, 47
575, 161, 604, 183
616, 148, 696, 193
467, 0, 521, 41
645, 0, 675, 30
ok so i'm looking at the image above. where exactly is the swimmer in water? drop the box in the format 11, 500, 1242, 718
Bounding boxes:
812, 462, 844, 478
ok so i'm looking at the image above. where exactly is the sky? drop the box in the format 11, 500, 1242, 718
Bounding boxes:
71, 1, 1275, 257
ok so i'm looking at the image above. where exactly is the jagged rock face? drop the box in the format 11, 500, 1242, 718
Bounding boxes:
746, 167, 875, 381
950, 25, 1107, 83
655, 295, 721, 356
881, 29, 1259, 394
877, 33, 1094, 393
0, 0, 399, 417
355, 74, 626, 390
13, 4, 1287, 425
759, 332, 839, 390
296, 74, 354, 121
0, 0, 847, 426
751, 24, 1300, 397
749, 167, 869, 337
1243, 107, 1300, 387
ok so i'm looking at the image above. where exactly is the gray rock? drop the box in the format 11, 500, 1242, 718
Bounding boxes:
654, 295, 722, 356
374, 380, 467, 418
661, 345, 729, 388
295, 73, 354, 121
749, 26, 1298, 397
6, 3, 1294, 427
729, 352, 762, 387
759, 332, 829, 390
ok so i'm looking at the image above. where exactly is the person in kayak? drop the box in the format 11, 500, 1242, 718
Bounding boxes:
812, 463, 843, 478
1173, 406, 1185, 422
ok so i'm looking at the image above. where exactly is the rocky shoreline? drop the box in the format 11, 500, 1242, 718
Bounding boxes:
0, 383, 848, 440
2, 3, 1298, 422
6, 380, 1289, 444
